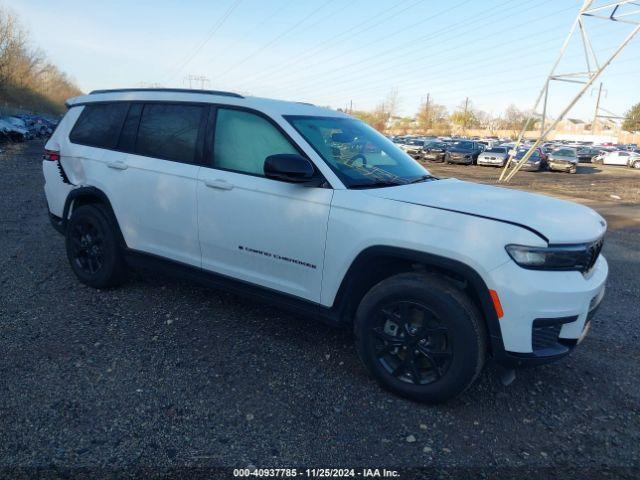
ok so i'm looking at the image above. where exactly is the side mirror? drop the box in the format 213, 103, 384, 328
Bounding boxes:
264, 154, 316, 184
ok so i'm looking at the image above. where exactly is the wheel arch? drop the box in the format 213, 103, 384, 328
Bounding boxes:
331, 246, 504, 355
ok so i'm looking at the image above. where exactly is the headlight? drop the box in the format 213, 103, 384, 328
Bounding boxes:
505, 242, 603, 272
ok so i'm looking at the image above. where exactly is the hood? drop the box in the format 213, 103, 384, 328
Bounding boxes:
365, 178, 606, 244
550, 154, 577, 163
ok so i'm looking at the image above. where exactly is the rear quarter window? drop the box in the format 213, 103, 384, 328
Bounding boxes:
69, 103, 128, 148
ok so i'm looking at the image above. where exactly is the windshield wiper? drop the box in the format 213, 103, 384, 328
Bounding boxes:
349, 180, 404, 189
407, 174, 436, 184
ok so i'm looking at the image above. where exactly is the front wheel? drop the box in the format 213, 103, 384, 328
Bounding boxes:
633, 160, 640, 169
354, 273, 486, 403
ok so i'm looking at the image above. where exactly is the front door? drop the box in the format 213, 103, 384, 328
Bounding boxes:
197, 108, 332, 302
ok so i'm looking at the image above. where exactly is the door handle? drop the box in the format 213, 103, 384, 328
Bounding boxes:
107, 161, 128, 170
204, 179, 234, 190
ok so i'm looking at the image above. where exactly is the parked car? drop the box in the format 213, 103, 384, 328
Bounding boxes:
400, 138, 427, 159
477, 146, 510, 167
576, 147, 601, 163
510, 148, 544, 171
444, 140, 484, 165
548, 148, 578, 173
600, 150, 637, 166
0, 118, 26, 142
6, 116, 34, 140
43, 88, 608, 403
422, 141, 448, 162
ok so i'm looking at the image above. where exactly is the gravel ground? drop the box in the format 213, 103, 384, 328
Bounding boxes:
1, 141, 639, 478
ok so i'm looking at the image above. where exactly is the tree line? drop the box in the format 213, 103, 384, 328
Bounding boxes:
346, 91, 539, 137
348, 91, 640, 136
0, 7, 81, 114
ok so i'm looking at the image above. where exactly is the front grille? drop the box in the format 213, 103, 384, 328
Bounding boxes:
583, 237, 604, 274
532, 324, 562, 351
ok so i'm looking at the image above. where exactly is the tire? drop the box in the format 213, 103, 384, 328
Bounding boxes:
65, 204, 128, 288
633, 160, 640, 169
354, 272, 486, 403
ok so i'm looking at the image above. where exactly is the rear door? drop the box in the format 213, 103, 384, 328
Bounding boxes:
197, 107, 332, 301
103, 102, 206, 266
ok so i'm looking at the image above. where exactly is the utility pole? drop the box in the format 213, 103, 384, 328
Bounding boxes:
592, 82, 603, 134
424, 93, 431, 132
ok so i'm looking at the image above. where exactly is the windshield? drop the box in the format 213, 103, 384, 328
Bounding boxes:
286, 116, 430, 188
451, 140, 474, 149
425, 141, 446, 149
486, 147, 507, 153
515, 149, 540, 160
554, 148, 577, 157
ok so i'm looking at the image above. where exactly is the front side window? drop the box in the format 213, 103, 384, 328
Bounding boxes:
135, 103, 204, 163
286, 116, 429, 188
213, 109, 298, 176
70, 103, 129, 148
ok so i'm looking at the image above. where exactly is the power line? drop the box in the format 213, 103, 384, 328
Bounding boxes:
207, 0, 295, 65
273, 0, 560, 97
163, 0, 243, 83
234, 0, 423, 88
326, 21, 616, 104
215, 0, 338, 81
249, 0, 485, 92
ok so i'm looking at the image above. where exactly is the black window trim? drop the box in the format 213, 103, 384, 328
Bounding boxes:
68, 102, 129, 151
68, 100, 211, 167
205, 104, 331, 188
67, 100, 332, 187
133, 102, 208, 165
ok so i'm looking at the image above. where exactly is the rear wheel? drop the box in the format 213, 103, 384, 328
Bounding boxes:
65, 204, 128, 288
354, 273, 486, 403
633, 160, 640, 169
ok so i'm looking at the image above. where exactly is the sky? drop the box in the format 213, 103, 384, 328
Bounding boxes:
7, 0, 640, 119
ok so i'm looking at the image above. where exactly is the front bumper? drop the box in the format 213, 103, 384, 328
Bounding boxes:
448, 154, 473, 164
488, 253, 608, 368
549, 161, 576, 172
510, 162, 541, 171
478, 157, 505, 166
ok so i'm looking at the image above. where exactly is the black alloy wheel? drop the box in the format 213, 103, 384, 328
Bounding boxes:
371, 300, 452, 385
69, 218, 104, 275
65, 204, 128, 288
354, 272, 486, 403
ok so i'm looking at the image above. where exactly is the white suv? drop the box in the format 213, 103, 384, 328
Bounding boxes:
43, 89, 608, 403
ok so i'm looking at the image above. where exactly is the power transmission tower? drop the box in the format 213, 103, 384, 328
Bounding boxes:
591, 82, 604, 133
184, 74, 211, 90
499, 0, 640, 183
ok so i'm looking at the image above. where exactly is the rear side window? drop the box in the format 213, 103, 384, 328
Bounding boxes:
117, 103, 143, 152
69, 103, 128, 148
135, 104, 204, 163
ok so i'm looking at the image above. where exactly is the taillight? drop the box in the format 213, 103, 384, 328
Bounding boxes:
43, 149, 60, 161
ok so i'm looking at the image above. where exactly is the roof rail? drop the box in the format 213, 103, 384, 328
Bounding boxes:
88, 88, 244, 99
